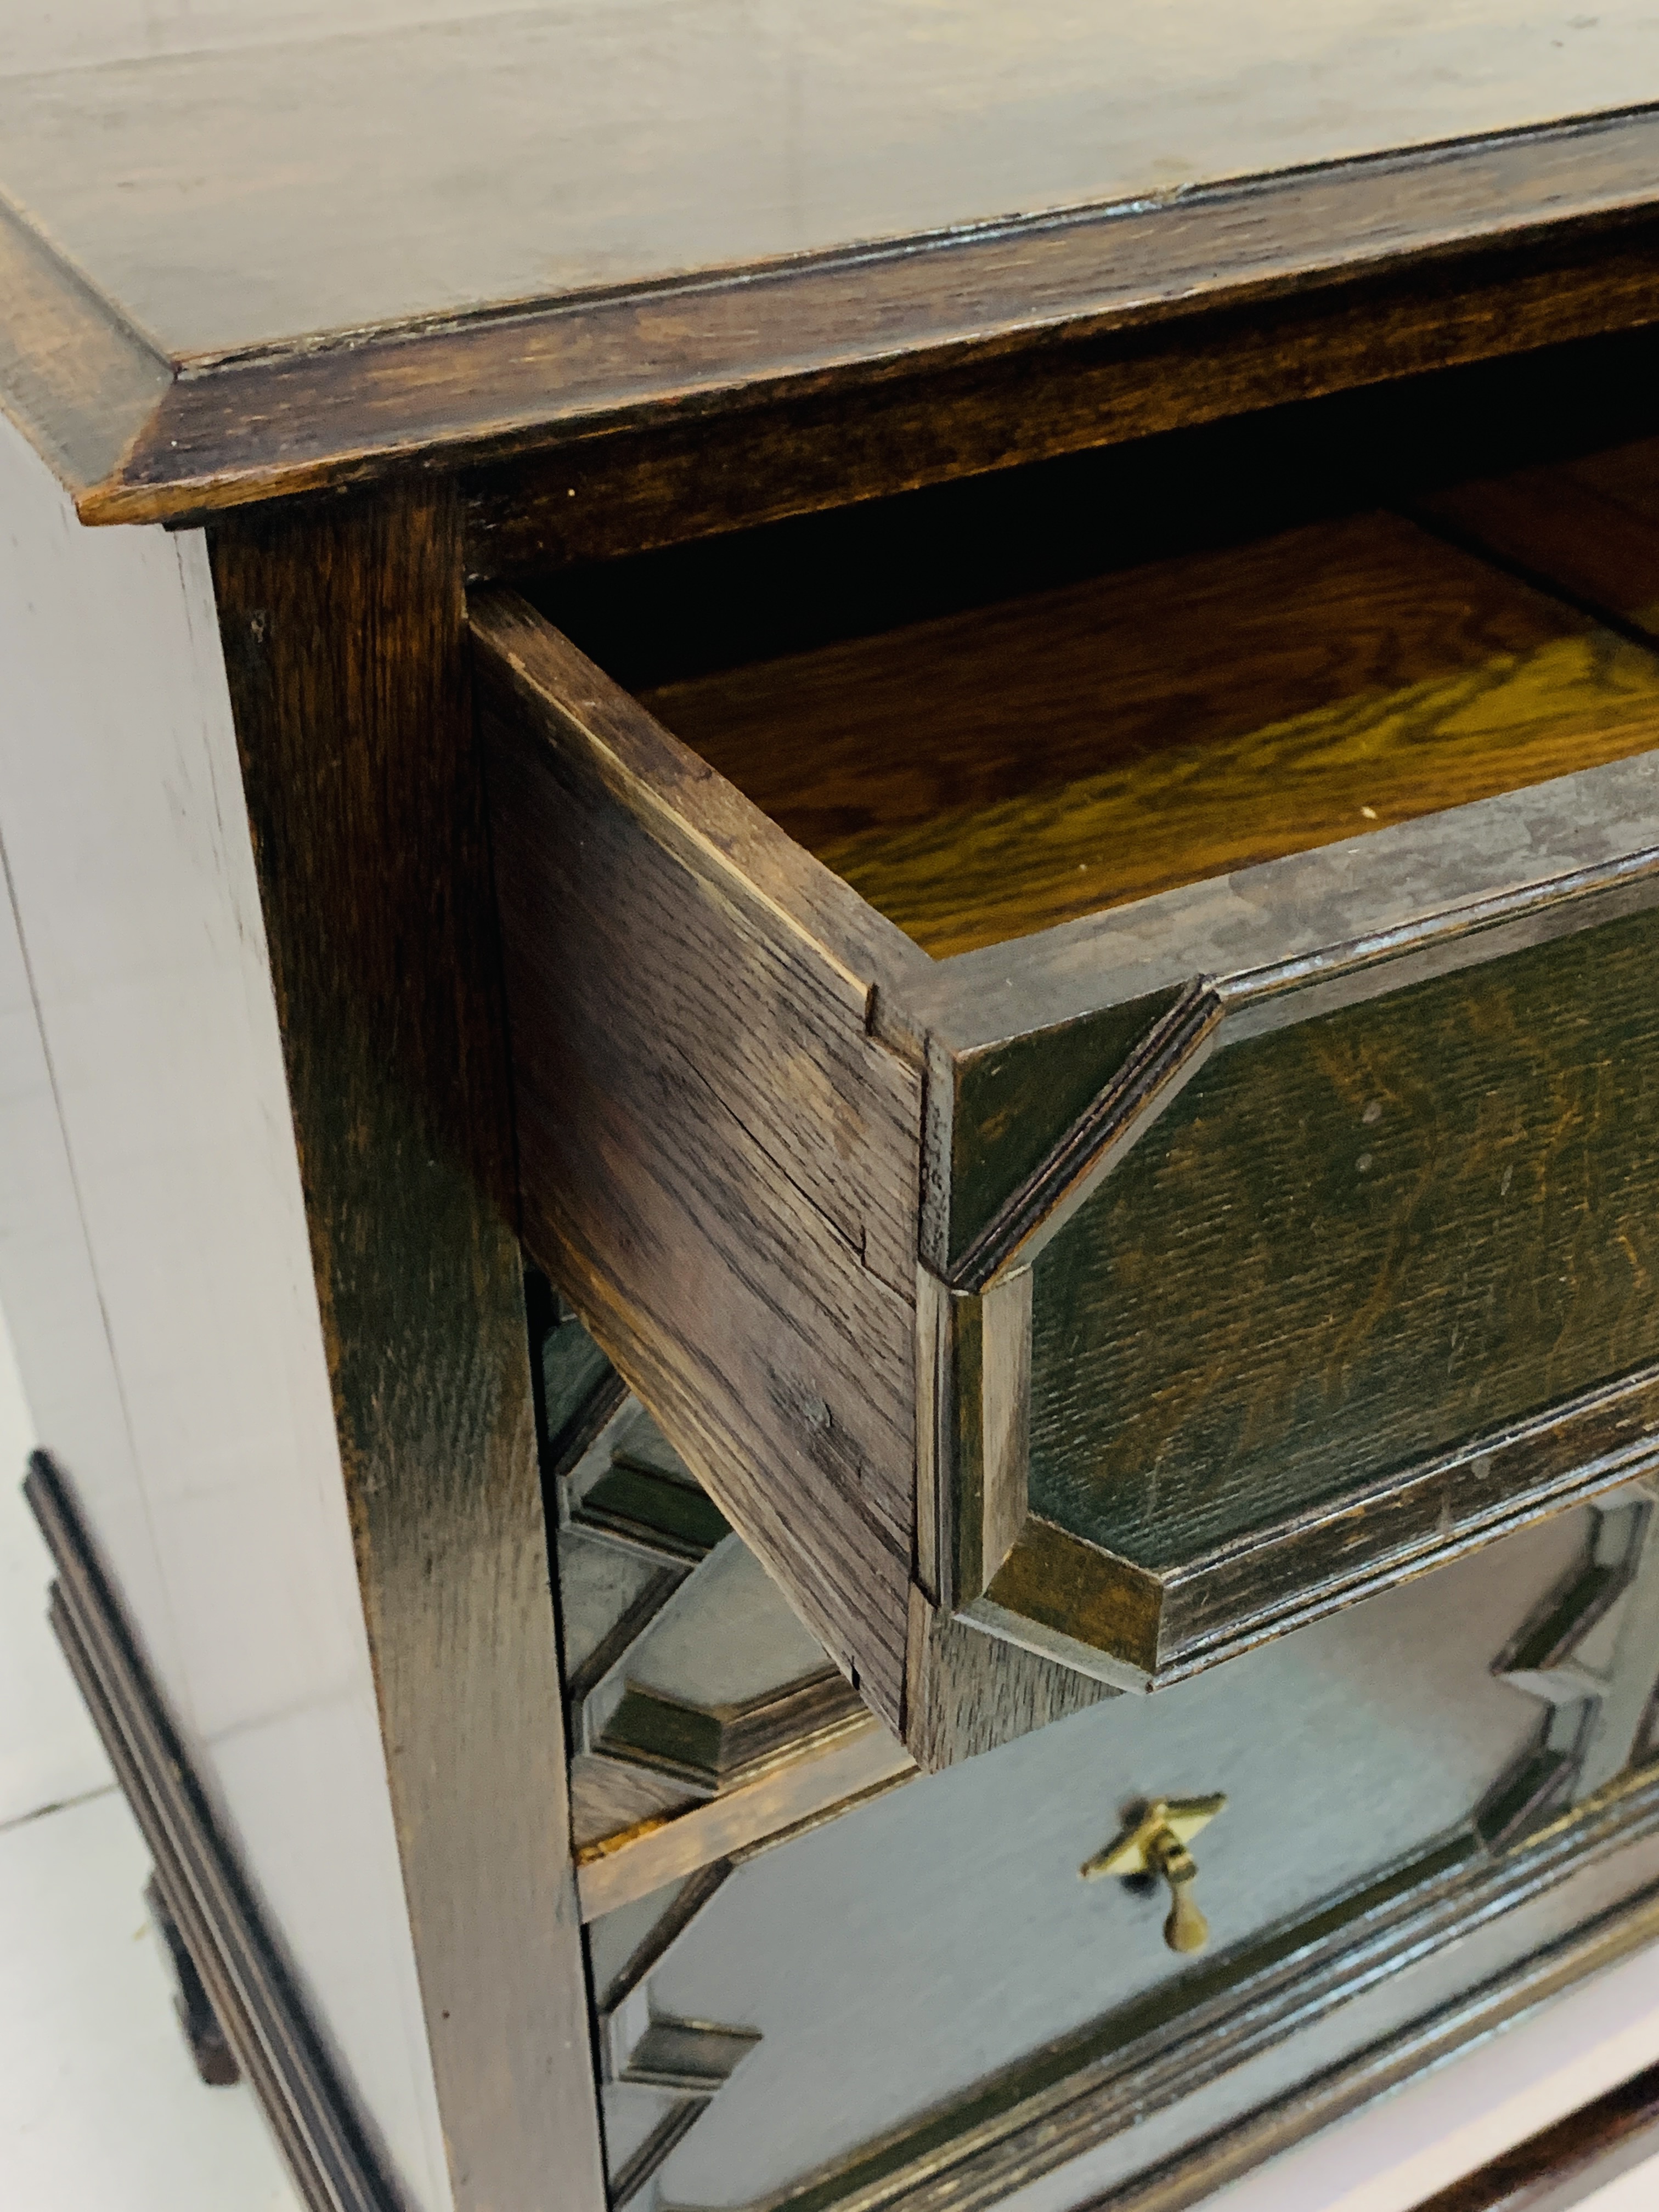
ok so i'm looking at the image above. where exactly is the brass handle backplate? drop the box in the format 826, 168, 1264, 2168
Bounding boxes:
1080, 1793, 1227, 1954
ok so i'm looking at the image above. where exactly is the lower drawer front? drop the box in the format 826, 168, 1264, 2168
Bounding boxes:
588, 1497, 1659, 2212
478, 425, 1659, 1764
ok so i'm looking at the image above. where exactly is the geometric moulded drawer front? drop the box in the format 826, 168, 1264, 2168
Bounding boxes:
475, 476, 1659, 1769
959, 894, 1659, 1687
589, 1498, 1659, 2212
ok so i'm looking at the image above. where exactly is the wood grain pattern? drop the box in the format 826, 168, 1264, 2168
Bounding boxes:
485, 530, 1659, 1703
15, 15, 1659, 363
466, 233, 1659, 580
926, 994, 1184, 1276
0, 403, 468, 2199
1420, 433, 1659, 643
569, 1756, 704, 1856
595, 1666, 871, 1789
473, 589, 924, 1730
919, 830, 1659, 1680
0, 194, 170, 499
902, 1590, 1113, 1773
639, 510, 1659, 956
975, 1519, 1164, 1680
1030, 901, 1659, 1575
1161, 1365, 1659, 1675
7, 101, 1659, 529
210, 495, 603, 2212
633, 1510, 1597, 2208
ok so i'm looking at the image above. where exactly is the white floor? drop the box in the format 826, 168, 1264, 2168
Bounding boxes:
0, 1305, 303, 2212
1, 1289, 1657, 2212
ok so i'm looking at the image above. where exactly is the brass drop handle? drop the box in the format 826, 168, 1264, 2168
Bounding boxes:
1080, 1794, 1227, 1955
1147, 1828, 1208, 1954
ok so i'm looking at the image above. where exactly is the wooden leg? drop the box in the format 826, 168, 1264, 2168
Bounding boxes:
211, 485, 602, 2212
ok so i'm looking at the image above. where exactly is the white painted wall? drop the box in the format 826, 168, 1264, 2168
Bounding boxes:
0, 1280, 107, 1826
0, 408, 453, 2212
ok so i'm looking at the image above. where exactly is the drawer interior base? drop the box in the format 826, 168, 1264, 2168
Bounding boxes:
534, 409, 1659, 961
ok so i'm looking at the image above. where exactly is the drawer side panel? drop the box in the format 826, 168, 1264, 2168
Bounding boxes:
477, 621, 922, 1728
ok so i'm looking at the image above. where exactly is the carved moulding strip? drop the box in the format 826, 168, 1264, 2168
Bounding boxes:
25, 1452, 401, 2212
686, 1773, 1659, 2212
1481, 1481, 1659, 1850
1096, 1890, 1659, 2212
940, 848, 1659, 1301
574, 1729, 916, 1921
543, 1339, 920, 1914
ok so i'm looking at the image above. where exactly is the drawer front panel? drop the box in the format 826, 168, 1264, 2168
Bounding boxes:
586, 1504, 1659, 2212
943, 838, 1659, 1692
1033, 901, 1659, 1570
986, 891, 1659, 1689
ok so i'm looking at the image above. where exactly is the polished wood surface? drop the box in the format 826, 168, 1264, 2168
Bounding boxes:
5, 23, 1659, 524
574, 1727, 916, 1922
1426, 434, 1659, 638
484, 430, 1659, 1699
461, 220, 1659, 583
636, 507, 1659, 957
474, 589, 924, 1735
614, 1509, 1659, 2212
211, 492, 604, 2212
12, 15, 1659, 2209
1031, 902, 1659, 1566
6, 8, 1657, 358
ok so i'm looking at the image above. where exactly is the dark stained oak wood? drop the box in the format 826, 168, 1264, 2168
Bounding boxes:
572, 1724, 916, 1920
473, 589, 924, 1731
476, 588, 1144, 1765
477, 514, 1659, 1700
21, 24, 1659, 2202
465, 213, 1659, 584
14, 20, 1659, 366
1420, 433, 1659, 647
568, 1756, 702, 1857
683, 1775, 1659, 2212
901, 1590, 1114, 1773
941, 855, 1659, 1681
636, 509, 1659, 956
0, 195, 170, 502
1031, 902, 1659, 1570
208, 492, 603, 2212
8, 92, 1659, 531
929, 994, 1186, 1276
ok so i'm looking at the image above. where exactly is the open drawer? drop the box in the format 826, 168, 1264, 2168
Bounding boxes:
473, 435, 1659, 1768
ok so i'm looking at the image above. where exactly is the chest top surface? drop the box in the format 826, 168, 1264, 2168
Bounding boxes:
3, 1, 1656, 357
4, 2, 1659, 529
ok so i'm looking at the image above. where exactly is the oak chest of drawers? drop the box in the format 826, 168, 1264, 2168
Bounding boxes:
10, 14, 1659, 2212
